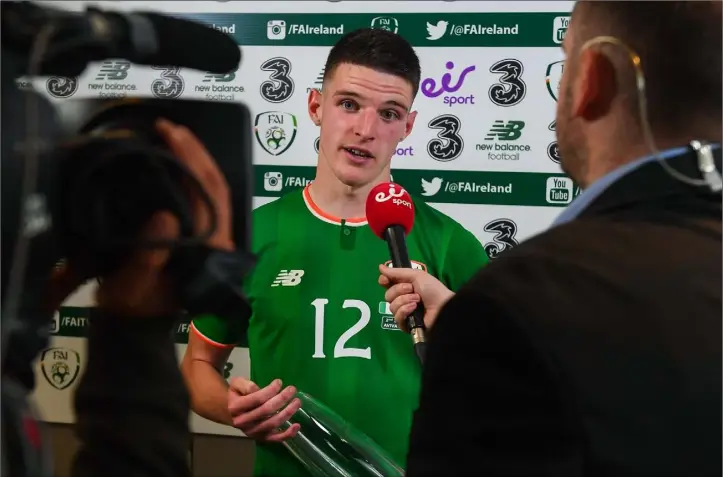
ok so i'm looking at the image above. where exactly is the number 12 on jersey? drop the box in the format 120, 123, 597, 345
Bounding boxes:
311, 298, 372, 360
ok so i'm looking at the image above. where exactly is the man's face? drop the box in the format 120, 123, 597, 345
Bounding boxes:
555, 12, 588, 185
308, 63, 417, 188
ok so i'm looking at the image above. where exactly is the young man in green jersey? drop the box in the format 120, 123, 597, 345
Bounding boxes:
181, 28, 489, 477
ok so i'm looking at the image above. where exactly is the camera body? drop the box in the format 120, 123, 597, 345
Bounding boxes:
267, 20, 287, 40
1, 3, 255, 475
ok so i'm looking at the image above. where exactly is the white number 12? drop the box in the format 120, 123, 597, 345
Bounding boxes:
311, 298, 371, 359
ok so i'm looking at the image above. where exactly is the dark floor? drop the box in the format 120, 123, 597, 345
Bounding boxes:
47, 423, 256, 477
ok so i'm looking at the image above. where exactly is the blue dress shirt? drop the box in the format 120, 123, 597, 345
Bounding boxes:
551, 145, 716, 227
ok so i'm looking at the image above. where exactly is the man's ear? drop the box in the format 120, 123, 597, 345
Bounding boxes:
308, 88, 323, 126
572, 49, 617, 121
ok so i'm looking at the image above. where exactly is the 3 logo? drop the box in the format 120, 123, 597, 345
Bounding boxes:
483, 218, 519, 259
151, 66, 185, 99
40, 347, 81, 390
421, 61, 476, 107
254, 111, 298, 156
427, 114, 464, 162
46, 77, 78, 99
260, 57, 295, 103
488, 59, 526, 107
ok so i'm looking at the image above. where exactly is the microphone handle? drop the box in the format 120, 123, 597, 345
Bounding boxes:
382, 225, 427, 365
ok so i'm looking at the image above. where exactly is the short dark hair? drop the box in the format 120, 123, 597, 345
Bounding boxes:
323, 28, 421, 99
574, 1, 721, 133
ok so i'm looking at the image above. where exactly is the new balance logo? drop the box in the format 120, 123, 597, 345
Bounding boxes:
271, 269, 305, 287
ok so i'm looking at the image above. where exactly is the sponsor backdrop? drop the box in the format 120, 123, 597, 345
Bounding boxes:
26, 1, 575, 436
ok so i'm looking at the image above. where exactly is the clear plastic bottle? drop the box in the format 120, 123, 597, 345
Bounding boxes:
279, 391, 405, 477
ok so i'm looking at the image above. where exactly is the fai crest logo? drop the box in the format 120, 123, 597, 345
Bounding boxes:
254, 111, 298, 156
40, 347, 80, 390
371, 16, 398, 34
545, 60, 564, 102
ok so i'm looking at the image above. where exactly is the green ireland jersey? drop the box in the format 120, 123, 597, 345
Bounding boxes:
192, 184, 489, 477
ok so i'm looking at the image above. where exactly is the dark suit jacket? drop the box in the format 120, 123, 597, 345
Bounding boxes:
406, 148, 722, 477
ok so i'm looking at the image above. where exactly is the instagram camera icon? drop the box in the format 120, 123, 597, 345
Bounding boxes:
267, 20, 287, 40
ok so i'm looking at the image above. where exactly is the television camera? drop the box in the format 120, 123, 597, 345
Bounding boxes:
1, 2, 255, 475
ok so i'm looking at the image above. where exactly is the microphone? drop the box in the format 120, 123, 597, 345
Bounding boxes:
1, 2, 240, 77
366, 182, 427, 365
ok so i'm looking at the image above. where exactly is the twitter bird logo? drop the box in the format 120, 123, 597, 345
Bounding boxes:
421, 177, 443, 197
426, 21, 448, 41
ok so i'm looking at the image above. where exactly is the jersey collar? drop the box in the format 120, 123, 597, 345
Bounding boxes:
302, 184, 368, 227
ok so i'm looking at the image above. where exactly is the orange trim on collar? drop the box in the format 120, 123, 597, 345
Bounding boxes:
302, 184, 368, 226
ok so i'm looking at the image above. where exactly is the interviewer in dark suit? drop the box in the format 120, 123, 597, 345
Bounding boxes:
379, 2, 722, 476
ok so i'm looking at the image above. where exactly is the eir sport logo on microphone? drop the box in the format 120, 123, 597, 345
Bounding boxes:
374, 184, 413, 209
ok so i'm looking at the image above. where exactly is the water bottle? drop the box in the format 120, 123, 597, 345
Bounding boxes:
279, 391, 405, 477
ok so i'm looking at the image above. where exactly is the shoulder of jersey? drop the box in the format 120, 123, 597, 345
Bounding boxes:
252, 188, 304, 219
410, 194, 464, 231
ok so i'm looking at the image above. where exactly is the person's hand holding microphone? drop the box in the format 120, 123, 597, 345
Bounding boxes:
377, 265, 454, 333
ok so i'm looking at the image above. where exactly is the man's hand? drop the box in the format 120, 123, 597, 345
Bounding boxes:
378, 264, 455, 332
47, 119, 234, 318
227, 377, 301, 443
